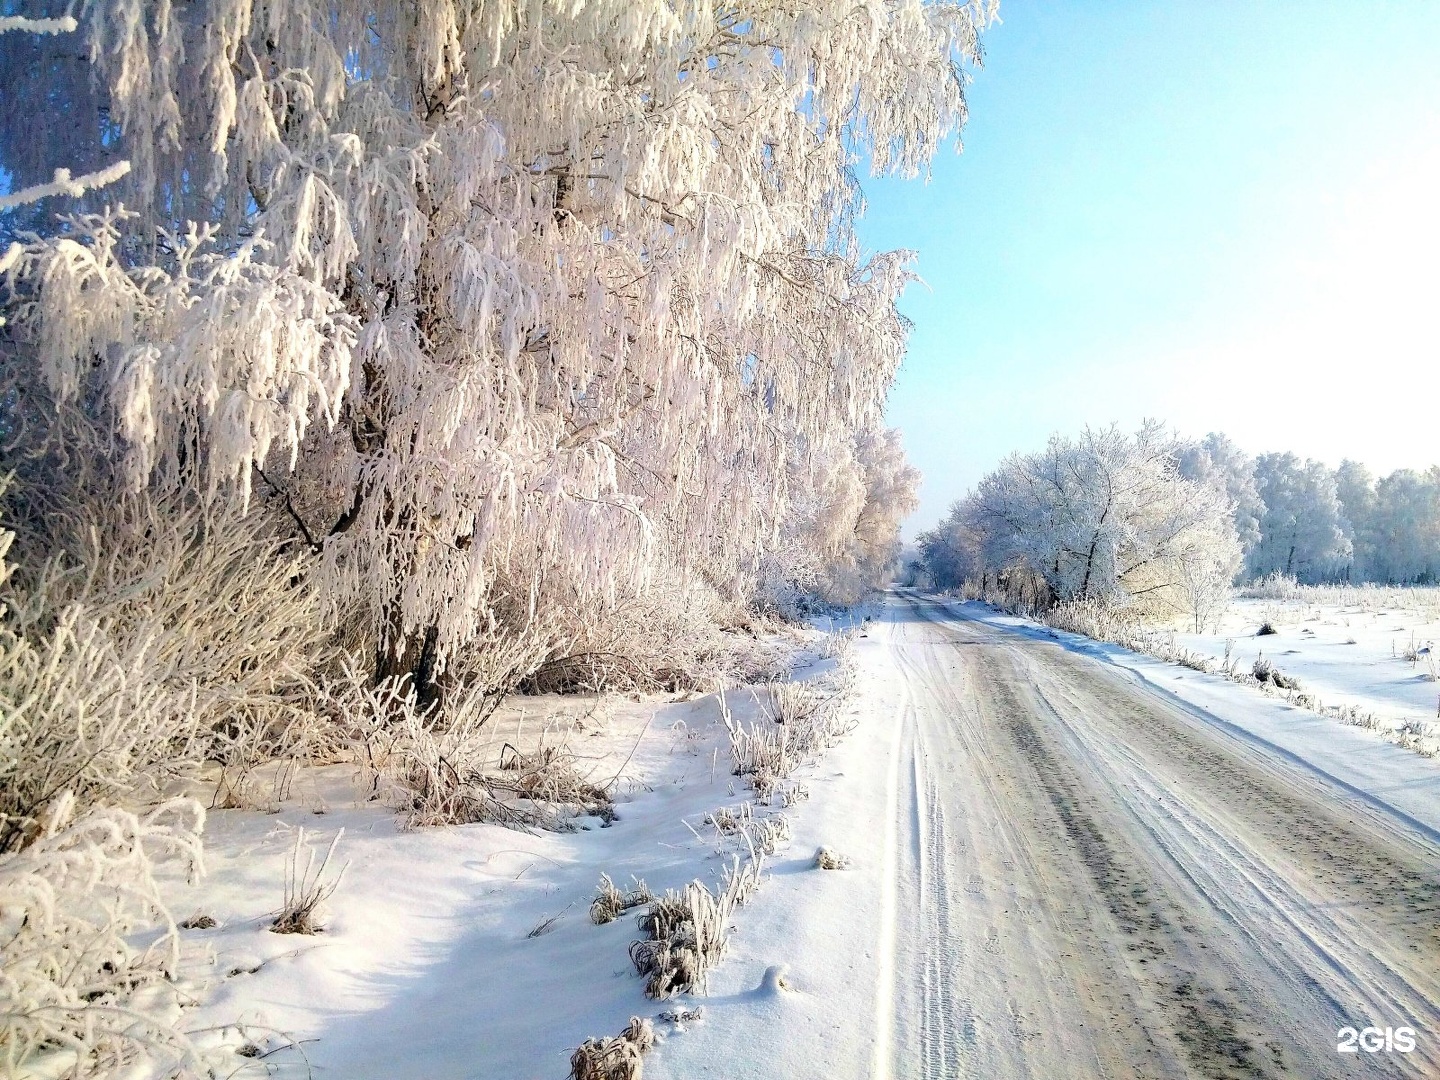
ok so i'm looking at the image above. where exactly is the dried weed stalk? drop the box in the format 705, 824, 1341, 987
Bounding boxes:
569, 1017, 656, 1080
272, 828, 344, 935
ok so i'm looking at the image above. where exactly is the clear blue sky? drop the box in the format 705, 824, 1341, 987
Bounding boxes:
858, 2, 1440, 538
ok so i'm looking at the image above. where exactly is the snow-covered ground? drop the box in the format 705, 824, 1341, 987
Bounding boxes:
151, 630, 876, 1079
143, 590, 1440, 1078
1173, 593, 1440, 745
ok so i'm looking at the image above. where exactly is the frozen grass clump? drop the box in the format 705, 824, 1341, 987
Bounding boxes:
701, 803, 791, 856
1251, 655, 1301, 690
628, 855, 763, 999
819, 626, 859, 661
0, 482, 343, 843
0, 793, 206, 1077
271, 828, 345, 935
723, 661, 857, 797
569, 1017, 655, 1080
590, 874, 654, 926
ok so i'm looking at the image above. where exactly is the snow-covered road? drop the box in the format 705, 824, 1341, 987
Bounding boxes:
882, 593, 1440, 1079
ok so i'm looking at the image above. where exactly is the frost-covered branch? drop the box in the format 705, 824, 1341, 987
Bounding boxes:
0, 162, 132, 211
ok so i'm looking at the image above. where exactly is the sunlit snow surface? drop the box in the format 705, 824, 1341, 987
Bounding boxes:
161, 595, 1440, 1078
161, 637, 871, 1079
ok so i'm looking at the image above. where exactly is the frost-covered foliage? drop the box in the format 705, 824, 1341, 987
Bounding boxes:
1337, 465, 1440, 585
939, 428, 1439, 592
1171, 436, 1439, 587
0, 794, 205, 1078
919, 422, 1241, 618
0, 461, 339, 851
0, 3, 988, 1061
1246, 453, 1352, 584
1176, 432, 1264, 557
762, 427, 921, 612
1, 0, 987, 699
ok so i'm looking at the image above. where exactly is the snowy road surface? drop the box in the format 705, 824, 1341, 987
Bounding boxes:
883, 593, 1440, 1079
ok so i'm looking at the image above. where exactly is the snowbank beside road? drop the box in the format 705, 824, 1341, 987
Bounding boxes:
650, 623, 906, 1080
153, 632, 879, 1079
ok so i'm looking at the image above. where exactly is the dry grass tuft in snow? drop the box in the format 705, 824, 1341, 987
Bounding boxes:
569, 1016, 656, 1080
369, 695, 614, 833
271, 828, 344, 935
590, 874, 655, 926
1251, 655, 1301, 690
723, 661, 856, 797
629, 855, 763, 999
700, 802, 791, 856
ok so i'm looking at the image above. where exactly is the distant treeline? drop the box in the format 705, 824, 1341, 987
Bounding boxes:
915, 428, 1440, 615
1180, 433, 1439, 585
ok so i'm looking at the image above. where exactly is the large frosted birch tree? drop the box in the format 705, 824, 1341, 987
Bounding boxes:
1, 0, 991, 692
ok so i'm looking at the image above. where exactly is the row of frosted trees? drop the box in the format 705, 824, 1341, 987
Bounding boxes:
1175, 435, 1440, 585
917, 428, 1440, 621
915, 423, 1241, 623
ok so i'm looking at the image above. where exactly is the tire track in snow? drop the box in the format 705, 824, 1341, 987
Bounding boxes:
880, 593, 1440, 1079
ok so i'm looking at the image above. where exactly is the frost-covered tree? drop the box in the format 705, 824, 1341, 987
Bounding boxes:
925, 422, 1240, 613
1334, 459, 1377, 580
1177, 432, 1263, 560
1247, 453, 1351, 583
1368, 468, 1440, 584
0, 0, 995, 695
761, 427, 920, 610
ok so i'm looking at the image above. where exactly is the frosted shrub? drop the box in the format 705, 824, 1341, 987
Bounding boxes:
629, 855, 763, 999
1240, 572, 1304, 602
0, 482, 340, 840
522, 571, 763, 695
0, 793, 205, 1078
569, 1017, 655, 1080
0, 598, 184, 855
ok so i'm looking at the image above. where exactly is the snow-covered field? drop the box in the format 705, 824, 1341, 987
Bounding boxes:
1194, 592, 1440, 708
144, 629, 875, 1079
1172, 590, 1440, 756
